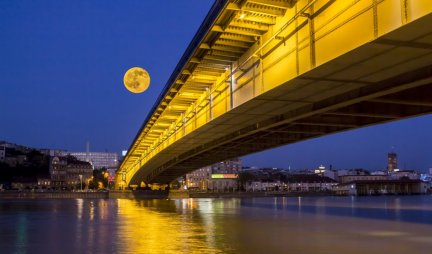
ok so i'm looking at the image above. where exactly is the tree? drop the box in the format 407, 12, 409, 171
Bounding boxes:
238, 171, 257, 191
88, 167, 109, 189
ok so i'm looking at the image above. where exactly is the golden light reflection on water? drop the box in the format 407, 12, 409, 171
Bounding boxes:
76, 198, 83, 219
2, 197, 432, 254
60, 197, 432, 253
116, 199, 236, 254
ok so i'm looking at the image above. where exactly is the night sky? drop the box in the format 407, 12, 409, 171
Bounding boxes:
1, 1, 431, 172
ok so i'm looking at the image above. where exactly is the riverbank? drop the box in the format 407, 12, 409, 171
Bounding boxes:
3, 189, 426, 200
109, 190, 169, 199
0, 190, 168, 199
170, 190, 335, 199
0, 191, 108, 199
0, 190, 332, 199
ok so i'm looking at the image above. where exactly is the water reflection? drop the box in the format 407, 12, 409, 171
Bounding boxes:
0, 197, 431, 253
76, 198, 83, 219
115, 198, 237, 254
240, 196, 432, 224
15, 214, 27, 254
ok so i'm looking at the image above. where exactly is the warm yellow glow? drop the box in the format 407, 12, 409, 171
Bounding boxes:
119, 0, 432, 188
116, 199, 226, 253
123, 67, 150, 93
178, 92, 200, 97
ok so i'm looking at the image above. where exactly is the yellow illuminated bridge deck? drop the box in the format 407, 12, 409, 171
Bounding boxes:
118, 0, 432, 187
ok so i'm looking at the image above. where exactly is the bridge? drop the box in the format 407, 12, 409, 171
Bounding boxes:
117, 0, 432, 189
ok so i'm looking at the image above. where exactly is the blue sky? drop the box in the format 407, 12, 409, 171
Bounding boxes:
1, 1, 431, 172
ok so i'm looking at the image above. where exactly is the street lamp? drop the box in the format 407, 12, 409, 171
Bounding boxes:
79, 174, 83, 192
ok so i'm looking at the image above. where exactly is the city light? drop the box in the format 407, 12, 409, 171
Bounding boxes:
211, 174, 238, 179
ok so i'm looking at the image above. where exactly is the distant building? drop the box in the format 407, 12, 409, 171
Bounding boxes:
389, 170, 419, 180
314, 165, 326, 176
211, 158, 242, 174
185, 158, 242, 191
208, 173, 239, 192
186, 166, 212, 190
37, 177, 51, 189
387, 152, 397, 173
40, 149, 119, 178
244, 174, 337, 192
286, 174, 337, 192
339, 175, 388, 184
337, 169, 370, 177
323, 169, 337, 181
50, 156, 93, 190
245, 181, 283, 192
370, 171, 387, 175
67, 152, 118, 171
336, 180, 428, 195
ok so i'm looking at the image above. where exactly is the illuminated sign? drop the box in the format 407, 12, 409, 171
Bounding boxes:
211, 174, 238, 179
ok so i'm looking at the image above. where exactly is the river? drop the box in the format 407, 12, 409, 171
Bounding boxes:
1, 196, 432, 254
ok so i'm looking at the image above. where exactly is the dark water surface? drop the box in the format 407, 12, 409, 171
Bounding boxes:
1, 196, 432, 254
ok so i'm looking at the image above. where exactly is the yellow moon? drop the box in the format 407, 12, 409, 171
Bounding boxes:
123, 67, 150, 93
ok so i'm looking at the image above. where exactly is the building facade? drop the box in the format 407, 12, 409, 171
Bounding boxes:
185, 166, 212, 190
339, 175, 388, 184
211, 158, 242, 174
68, 152, 118, 171
50, 156, 93, 190
387, 152, 397, 172
335, 180, 428, 195
389, 170, 419, 180
185, 158, 242, 191
245, 181, 283, 191
286, 174, 337, 192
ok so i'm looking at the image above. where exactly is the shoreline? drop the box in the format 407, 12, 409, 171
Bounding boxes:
0, 190, 427, 200
0, 190, 333, 199
0, 191, 109, 199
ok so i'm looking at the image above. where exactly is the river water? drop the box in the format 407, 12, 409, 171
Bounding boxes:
1, 196, 432, 254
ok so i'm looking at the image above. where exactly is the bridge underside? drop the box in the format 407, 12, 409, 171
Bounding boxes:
131, 12, 432, 184
120, 0, 432, 186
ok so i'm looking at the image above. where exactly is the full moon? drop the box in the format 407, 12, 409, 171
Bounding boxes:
123, 67, 150, 93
